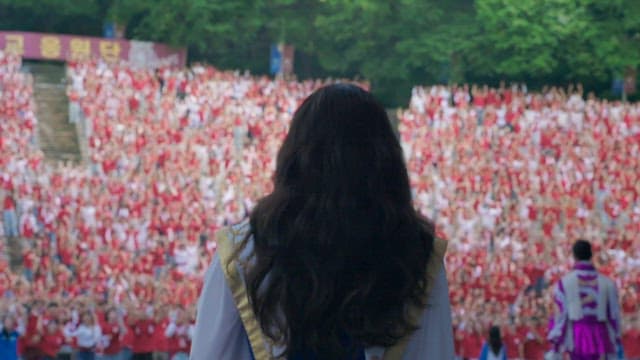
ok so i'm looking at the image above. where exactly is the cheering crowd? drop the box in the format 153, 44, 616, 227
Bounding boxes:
0, 52, 364, 359
399, 84, 640, 358
1, 49, 639, 359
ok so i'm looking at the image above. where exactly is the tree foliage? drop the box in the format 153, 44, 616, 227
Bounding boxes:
472, 0, 640, 84
0, 0, 106, 36
1, 0, 639, 105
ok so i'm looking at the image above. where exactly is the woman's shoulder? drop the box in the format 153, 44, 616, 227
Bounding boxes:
226, 219, 251, 244
432, 237, 448, 259
216, 219, 250, 247
231, 218, 250, 232
216, 218, 253, 264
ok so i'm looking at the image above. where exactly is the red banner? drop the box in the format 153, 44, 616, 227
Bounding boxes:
0, 31, 186, 68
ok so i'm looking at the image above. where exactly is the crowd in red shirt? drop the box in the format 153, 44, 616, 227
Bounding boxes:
0, 53, 367, 358
1, 50, 639, 359
400, 84, 640, 358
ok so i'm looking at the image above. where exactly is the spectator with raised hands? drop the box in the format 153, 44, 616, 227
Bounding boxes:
622, 314, 640, 360
99, 307, 127, 360
37, 317, 65, 360
165, 306, 192, 360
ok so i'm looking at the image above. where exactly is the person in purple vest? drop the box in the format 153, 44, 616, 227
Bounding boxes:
547, 239, 623, 360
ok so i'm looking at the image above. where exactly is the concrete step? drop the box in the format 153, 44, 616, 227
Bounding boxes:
42, 154, 81, 163
43, 132, 76, 140
29, 62, 82, 165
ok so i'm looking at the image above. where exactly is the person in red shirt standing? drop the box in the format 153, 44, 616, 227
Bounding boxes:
23, 303, 45, 360
523, 258, 546, 297
100, 308, 125, 360
453, 317, 464, 359
459, 320, 485, 359
522, 317, 547, 360
165, 307, 191, 360
152, 305, 170, 360
622, 315, 640, 360
132, 306, 155, 360
503, 319, 523, 359
2, 191, 19, 238
121, 308, 136, 360
22, 248, 36, 283
37, 318, 65, 360
152, 243, 166, 280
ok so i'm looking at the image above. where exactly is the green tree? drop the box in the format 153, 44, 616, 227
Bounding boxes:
469, 0, 640, 86
1, 0, 639, 104
117, 0, 267, 71
0, 0, 105, 36
311, 0, 471, 103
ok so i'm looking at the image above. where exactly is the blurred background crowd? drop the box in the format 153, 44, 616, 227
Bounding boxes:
1, 49, 639, 359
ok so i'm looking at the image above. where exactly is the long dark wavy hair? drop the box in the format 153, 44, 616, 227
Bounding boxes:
237, 84, 435, 359
488, 326, 503, 355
